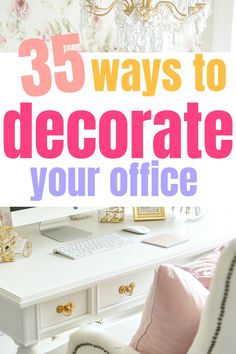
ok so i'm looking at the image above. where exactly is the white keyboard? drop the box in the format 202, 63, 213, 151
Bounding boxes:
53, 233, 134, 260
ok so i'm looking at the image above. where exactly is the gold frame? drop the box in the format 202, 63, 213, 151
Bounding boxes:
133, 207, 165, 221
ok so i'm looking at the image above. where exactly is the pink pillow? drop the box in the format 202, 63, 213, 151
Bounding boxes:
130, 265, 208, 354
181, 247, 224, 289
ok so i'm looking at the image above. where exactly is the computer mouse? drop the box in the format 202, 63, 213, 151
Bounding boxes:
122, 225, 150, 235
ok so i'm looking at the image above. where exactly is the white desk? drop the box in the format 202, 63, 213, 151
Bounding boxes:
0, 210, 235, 354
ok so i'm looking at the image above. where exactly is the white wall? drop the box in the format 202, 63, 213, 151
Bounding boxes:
202, 0, 235, 51
231, 0, 236, 51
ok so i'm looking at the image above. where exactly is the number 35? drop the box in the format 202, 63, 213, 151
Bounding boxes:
19, 33, 85, 96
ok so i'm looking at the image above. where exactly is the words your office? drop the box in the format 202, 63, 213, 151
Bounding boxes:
30, 160, 197, 201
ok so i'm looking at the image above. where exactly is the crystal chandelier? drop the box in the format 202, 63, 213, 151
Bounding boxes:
80, 0, 212, 51
86, 0, 206, 21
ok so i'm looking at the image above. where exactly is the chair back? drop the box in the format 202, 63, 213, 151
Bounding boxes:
66, 327, 140, 354
188, 238, 236, 354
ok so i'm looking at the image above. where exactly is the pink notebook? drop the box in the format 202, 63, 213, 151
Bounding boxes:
142, 233, 189, 248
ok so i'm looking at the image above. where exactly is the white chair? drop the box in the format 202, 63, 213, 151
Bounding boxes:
187, 237, 236, 354
51, 238, 236, 354
66, 327, 139, 354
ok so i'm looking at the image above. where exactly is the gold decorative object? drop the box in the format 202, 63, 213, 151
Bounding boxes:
133, 207, 165, 221
119, 282, 136, 296
56, 301, 76, 316
98, 207, 125, 223
86, 0, 207, 22
0, 226, 17, 263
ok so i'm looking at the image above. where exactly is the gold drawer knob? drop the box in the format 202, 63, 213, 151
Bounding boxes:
119, 282, 135, 296
56, 301, 75, 316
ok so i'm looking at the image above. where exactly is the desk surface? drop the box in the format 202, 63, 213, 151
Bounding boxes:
0, 209, 235, 306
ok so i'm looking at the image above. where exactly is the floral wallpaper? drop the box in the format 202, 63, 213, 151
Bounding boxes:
0, 0, 210, 52
0, 0, 116, 51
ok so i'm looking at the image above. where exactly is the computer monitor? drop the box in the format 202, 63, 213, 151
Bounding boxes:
10, 207, 97, 242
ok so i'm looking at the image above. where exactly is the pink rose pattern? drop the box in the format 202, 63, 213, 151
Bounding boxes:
0, 0, 116, 51
0, 1, 90, 51
0, 34, 7, 48
11, 0, 30, 20
0, 208, 12, 226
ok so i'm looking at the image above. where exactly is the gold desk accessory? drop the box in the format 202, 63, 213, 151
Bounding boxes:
98, 207, 125, 223
0, 227, 32, 263
0, 226, 17, 263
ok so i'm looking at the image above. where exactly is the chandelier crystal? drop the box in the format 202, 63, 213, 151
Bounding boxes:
80, 0, 211, 51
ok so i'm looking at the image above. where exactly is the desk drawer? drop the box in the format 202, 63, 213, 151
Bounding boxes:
40, 290, 89, 329
98, 269, 154, 310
